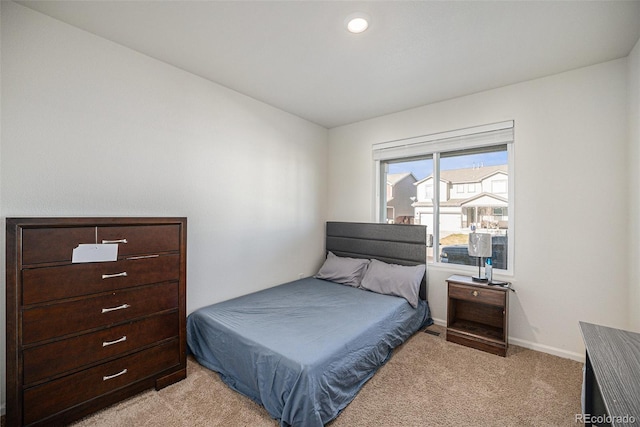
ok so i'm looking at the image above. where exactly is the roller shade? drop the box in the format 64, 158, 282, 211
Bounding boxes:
373, 121, 514, 161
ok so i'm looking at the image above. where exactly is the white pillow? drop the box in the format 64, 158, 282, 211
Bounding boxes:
314, 252, 370, 287
360, 259, 425, 308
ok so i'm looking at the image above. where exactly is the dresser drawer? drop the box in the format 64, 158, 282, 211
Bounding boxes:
98, 225, 181, 257
21, 224, 180, 265
448, 283, 504, 306
22, 254, 180, 305
23, 311, 179, 386
22, 282, 179, 345
23, 339, 180, 425
22, 227, 95, 265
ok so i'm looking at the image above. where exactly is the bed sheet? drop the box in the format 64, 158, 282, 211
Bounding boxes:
187, 277, 431, 426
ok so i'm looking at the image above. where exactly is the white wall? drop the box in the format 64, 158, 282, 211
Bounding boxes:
328, 59, 630, 360
629, 37, 640, 332
0, 2, 328, 413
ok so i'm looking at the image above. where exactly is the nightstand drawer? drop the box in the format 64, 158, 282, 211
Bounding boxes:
449, 283, 504, 306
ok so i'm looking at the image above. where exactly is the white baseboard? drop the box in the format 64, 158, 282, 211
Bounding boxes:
508, 337, 584, 362
429, 317, 585, 363
431, 317, 447, 327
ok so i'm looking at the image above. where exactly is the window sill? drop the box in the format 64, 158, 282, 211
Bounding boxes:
429, 261, 514, 279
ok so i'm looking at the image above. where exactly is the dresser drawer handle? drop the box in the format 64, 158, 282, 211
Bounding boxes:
102, 336, 127, 347
102, 239, 128, 244
103, 369, 127, 381
101, 304, 130, 314
102, 272, 128, 279
126, 254, 159, 260
472, 290, 479, 297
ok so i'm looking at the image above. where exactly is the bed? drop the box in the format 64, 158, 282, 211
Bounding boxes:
187, 222, 432, 426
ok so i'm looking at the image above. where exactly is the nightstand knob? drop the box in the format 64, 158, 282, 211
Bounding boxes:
472, 290, 478, 297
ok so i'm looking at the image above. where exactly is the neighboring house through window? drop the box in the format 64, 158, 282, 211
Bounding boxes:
386, 172, 418, 224
373, 121, 514, 272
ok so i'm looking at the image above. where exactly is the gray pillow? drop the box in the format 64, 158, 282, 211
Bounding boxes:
314, 252, 370, 287
360, 259, 425, 308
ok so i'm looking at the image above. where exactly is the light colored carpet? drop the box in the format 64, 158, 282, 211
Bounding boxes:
71, 325, 583, 426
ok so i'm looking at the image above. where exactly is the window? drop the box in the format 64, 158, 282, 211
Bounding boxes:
491, 179, 508, 194
424, 184, 433, 200
373, 121, 514, 272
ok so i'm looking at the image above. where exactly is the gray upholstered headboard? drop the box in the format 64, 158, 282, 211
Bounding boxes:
325, 221, 428, 300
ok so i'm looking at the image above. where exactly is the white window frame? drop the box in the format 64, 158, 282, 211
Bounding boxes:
372, 121, 515, 275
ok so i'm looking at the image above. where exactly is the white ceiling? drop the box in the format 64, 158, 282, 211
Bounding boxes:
17, 1, 640, 128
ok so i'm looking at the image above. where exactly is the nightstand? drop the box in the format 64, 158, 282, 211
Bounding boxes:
446, 275, 509, 357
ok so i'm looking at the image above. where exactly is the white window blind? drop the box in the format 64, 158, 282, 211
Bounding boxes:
372, 121, 514, 161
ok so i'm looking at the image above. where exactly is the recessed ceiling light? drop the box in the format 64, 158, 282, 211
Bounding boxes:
345, 13, 370, 34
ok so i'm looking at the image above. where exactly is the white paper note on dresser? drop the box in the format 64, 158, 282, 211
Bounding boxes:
72, 244, 118, 263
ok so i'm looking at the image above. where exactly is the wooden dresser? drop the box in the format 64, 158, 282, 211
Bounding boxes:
6, 217, 187, 426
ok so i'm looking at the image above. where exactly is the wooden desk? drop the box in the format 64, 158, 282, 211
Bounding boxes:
579, 322, 640, 426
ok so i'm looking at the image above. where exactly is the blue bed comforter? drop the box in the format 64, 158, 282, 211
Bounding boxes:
187, 277, 431, 426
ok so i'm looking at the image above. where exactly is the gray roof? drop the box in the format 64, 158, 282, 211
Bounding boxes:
387, 172, 417, 186
415, 165, 507, 185
413, 192, 508, 207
